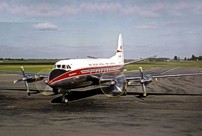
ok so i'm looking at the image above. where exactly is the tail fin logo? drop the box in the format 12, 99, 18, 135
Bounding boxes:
117, 45, 123, 52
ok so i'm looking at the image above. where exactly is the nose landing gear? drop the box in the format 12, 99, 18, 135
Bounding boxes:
62, 91, 71, 104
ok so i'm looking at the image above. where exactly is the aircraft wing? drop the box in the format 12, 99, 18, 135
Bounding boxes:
124, 55, 157, 66
0, 70, 27, 75
98, 70, 202, 83
126, 77, 141, 81
125, 70, 202, 97
0, 70, 49, 77
152, 73, 202, 78
126, 72, 202, 82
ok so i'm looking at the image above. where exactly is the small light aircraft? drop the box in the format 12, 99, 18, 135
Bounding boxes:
13, 34, 202, 103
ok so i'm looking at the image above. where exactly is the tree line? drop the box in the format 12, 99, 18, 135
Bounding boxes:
1, 55, 201, 61
0, 58, 24, 60
174, 55, 202, 61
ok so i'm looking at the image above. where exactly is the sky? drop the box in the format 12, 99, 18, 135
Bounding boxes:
0, 0, 202, 59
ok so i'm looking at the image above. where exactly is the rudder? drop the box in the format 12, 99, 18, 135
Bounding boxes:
110, 34, 124, 64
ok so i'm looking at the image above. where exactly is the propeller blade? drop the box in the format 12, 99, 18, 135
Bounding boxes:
24, 81, 30, 96
139, 67, 148, 97
114, 85, 123, 93
139, 67, 144, 79
34, 75, 39, 81
141, 83, 147, 97
14, 66, 31, 96
99, 72, 127, 97
14, 79, 24, 84
20, 66, 26, 77
35, 68, 53, 96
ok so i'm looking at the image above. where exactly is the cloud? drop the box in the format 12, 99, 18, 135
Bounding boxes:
0, 1, 202, 19
0, 2, 172, 18
123, 5, 158, 17
79, 3, 121, 12
134, 20, 201, 30
33, 22, 58, 30
134, 22, 161, 30
174, 2, 194, 11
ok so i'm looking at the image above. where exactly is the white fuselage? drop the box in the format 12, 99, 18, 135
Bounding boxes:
47, 34, 124, 90
48, 58, 124, 88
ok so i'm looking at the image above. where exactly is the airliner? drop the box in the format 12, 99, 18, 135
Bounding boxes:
48, 34, 124, 89
13, 34, 202, 103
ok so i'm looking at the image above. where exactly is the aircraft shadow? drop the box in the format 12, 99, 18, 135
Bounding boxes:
51, 88, 102, 103
0, 88, 40, 95
2, 88, 202, 103
126, 92, 202, 100
127, 92, 202, 96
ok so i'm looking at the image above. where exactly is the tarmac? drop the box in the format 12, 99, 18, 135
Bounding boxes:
0, 66, 202, 136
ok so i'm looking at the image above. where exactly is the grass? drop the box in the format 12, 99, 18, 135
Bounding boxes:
0, 60, 56, 73
0, 60, 202, 73
0, 59, 57, 65
125, 61, 202, 71
0, 65, 53, 73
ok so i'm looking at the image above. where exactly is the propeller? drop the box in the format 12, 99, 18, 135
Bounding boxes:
99, 72, 127, 98
139, 67, 153, 97
35, 68, 54, 96
14, 66, 31, 96
14, 66, 50, 96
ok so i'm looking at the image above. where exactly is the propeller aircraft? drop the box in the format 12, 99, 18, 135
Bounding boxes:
11, 34, 202, 103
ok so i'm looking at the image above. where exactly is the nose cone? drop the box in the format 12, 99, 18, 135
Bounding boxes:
48, 69, 67, 86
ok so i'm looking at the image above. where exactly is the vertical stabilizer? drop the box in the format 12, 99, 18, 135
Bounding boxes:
117, 34, 123, 53
110, 34, 124, 64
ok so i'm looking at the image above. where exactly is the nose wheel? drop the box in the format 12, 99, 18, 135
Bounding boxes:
62, 91, 70, 104
64, 97, 68, 103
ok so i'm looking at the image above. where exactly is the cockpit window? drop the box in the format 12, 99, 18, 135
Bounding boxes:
57, 65, 61, 68
67, 65, 71, 69
54, 64, 71, 70
62, 65, 65, 69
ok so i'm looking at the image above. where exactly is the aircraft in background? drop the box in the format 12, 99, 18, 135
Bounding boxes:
13, 34, 202, 103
